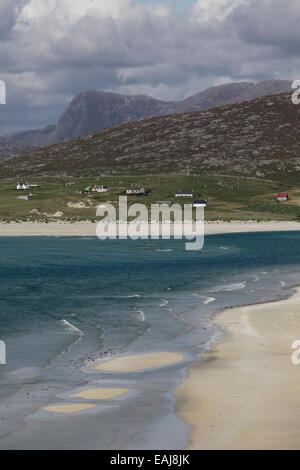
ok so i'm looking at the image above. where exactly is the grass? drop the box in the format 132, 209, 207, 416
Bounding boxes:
0, 174, 298, 222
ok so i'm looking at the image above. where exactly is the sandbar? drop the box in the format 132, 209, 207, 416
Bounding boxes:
91, 352, 183, 372
69, 388, 129, 399
42, 404, 96, 414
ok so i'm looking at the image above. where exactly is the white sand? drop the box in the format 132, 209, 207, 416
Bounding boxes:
91, 352, 183, 372
175, 287, 300, 450
0, 221, 299, 236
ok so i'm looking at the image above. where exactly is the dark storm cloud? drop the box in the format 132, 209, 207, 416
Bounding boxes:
0, 0, 299, 134
230, 0, 300, 54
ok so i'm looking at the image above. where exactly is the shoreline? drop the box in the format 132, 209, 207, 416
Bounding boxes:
175, 286, 300, 450
0, 220, 299, 236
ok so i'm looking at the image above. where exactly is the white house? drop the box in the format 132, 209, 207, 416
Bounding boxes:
92, 185, 108, 193
126, 187, 146, 195
16, 182, 30, 190
193, 200, 207, 208
175, 191, 194, 198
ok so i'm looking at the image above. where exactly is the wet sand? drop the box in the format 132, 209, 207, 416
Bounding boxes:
42, 404, 96, 414
91, 352, 183, 373
69, 388, 129, 399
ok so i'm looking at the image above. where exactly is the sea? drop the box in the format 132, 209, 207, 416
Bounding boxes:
0, 231, 300, 449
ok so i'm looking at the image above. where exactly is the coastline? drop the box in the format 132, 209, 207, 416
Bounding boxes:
175, 286, 300, 450
0, 220, 299, 236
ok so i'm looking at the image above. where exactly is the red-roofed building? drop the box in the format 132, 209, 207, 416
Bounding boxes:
277, 192, 289, 202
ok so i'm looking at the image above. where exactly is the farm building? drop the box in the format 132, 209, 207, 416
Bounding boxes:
277, 192, 289, 202
175, 191, 194, 198
91, 185, 108, 193
193, 200, 207, 208
126, 187, 146, 195
16, 182, 30, 190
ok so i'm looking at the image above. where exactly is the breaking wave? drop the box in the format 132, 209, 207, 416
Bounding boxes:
60, 319, 84, 337
209, 282, 246, 293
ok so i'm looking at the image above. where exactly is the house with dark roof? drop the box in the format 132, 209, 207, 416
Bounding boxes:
175, 191, 194, 198
126, 186, 146, 195
193, 200, 207, 208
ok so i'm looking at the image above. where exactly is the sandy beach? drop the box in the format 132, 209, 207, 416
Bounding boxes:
0, 220, 299, 236
175, 287, 300, 450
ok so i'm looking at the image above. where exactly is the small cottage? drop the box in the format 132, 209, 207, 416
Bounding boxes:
126, 187, 146, 195
16, 182, 30, 190
175, 191, 194, 198
277, 192, 289, 202
193, 200, 207, 208
92, 185, 108, 193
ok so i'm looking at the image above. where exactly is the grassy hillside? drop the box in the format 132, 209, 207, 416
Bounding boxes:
0, 174, 299, 222
1, 93, 300, 181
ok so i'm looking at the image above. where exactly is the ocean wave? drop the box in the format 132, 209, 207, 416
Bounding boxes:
203, 329, 225, 351
112, 294, 142, 299
202, 296, 216, 305
159, 299, 169, 307
209, 282, 246, 293
60, 319, 84, 337
219, 246, 229, 250
193, 294, 216, 305
156, 249, 173, 252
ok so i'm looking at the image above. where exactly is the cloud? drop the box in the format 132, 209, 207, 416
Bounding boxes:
0, 0, 28, 39
0, 0, 299, 133
193, 0, 246, 21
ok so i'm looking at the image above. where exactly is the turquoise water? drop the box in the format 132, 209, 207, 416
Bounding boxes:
1, 232, 300, 449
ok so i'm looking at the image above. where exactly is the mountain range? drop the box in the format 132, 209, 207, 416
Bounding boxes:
0, 79, 292, 159
1, 92, 299, 179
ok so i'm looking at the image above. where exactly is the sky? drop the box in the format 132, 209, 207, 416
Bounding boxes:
137, 0, 195, 13
0, 0, 299, 134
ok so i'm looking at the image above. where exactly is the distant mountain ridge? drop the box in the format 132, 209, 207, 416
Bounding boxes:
0, 79, 293, 159
2, 92, 299, 179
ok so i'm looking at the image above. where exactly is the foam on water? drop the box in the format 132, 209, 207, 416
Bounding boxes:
136, 310, 146, 322
60, 320, 84, 337
210, 282, 246, 293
